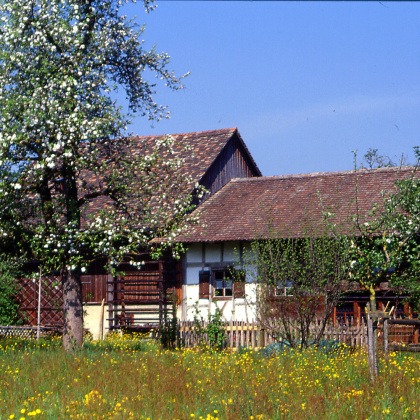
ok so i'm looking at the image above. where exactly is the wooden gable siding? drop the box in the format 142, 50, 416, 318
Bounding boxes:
200, 133, 260, 199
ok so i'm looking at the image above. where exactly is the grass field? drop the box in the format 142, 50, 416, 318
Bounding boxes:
1, 334, 420, 420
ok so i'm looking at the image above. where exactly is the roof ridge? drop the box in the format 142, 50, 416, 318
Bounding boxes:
129, 127, 237, 141
230, 166, 417, 182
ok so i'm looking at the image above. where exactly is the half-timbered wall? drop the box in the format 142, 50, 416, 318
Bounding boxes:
182, 241, 414, 326
182, 241, 257, 322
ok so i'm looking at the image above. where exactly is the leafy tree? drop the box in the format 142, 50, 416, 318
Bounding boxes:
360, 148, 409, 170
249, 234, 347, 349
325, 152, 420, 378
344, 172, 420, 314
332, 151, 420, 314
0, 0, 193, 351
0, 254, 23, 325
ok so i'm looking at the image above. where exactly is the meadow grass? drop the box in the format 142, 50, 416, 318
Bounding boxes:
1, 334, 420, 420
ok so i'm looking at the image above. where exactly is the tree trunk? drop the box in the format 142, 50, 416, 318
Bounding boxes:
62, 269, 83, 351
367, 312, 376, 380
367, 286, 378, 379
369, 286, 376, 312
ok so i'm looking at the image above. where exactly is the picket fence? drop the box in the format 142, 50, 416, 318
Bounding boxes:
2, 319, 417, 351
177, 319, 369, 349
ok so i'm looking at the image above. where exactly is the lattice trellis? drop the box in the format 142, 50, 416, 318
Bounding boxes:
17, 275, 63, 326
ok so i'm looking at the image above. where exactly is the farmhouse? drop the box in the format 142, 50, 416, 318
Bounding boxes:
16, 128, 418, 339
18, 128, 261, 337
176, 167, 419, 325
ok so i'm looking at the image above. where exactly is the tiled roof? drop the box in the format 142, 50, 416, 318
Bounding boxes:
81, 127, 251, 223
128, 127, 258, 183
176, 167, 419, 242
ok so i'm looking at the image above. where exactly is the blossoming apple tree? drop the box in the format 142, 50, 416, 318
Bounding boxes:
0, 0, 195, 350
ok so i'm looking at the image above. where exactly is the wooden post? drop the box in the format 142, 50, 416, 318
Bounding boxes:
367, 312, 375, 380
240, 321, 245, 347
353, 302, 359, 326
99, 298, 105, 340
260, 325, 265, 348
158, 261, 163, 326
107, 271, 114, 330
37, 268, 42, 341
373, 317, 378, 377
384, 317, 389, 365
229, 319, 234, 348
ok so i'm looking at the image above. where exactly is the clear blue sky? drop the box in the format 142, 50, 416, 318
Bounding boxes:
121, 1, 420, 177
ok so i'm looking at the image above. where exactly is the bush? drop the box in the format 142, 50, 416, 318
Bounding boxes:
193, 306, 227, 350
0, 254, 22, 325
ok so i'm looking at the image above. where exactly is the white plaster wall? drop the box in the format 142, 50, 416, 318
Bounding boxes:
183, 284, 258, 322
186, 266, 202, 285
84, 304, 107, 340
205, 243, 221, 262
186, 243, 202, 263
223, 241, 240, 262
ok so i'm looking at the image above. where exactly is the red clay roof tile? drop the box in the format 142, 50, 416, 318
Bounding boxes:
177, 167, 420, 242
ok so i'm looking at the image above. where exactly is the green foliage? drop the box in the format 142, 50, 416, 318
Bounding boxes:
205, 308, 227, 350
338, 150, 420, 311
0, 0, 194, 272
0, 254, 23, 325
260, 339, 348, 357
0, 0, 193, 348
360, 148, 397, 169
193, 306, 227, 350
250, 234, 347, 348
3, 341, 420, 419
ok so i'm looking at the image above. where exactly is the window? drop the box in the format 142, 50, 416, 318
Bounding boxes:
274, 280, 293, 297
198, 267, 245, 299
213, 269, 233, 297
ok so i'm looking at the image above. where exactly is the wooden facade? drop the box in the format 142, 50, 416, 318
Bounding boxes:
107, 258, 182, 329
17, 256, 182, 331
334, 293, 410, 326
200, 131, 261, 199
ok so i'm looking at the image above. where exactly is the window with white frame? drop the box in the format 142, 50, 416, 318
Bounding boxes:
275, 280, 293, 296
199, 267, 245, 299
213, 268, 234, 297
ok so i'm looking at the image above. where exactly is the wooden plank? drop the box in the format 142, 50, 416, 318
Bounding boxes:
388, 319, 420, 326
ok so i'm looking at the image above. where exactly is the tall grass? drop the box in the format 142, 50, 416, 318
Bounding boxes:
1, 335, 419, 419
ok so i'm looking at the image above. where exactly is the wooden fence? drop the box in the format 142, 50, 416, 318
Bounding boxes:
2, 318, 418, 350
178, 318, 420, 350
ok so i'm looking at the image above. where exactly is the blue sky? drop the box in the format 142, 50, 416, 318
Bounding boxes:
121, 1, 420, 176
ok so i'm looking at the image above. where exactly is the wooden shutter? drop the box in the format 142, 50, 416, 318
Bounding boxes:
199, 271, 210, 299
234, 270, 246, 298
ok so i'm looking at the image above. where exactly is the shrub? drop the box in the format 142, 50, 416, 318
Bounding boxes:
0, 254, 22, 325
